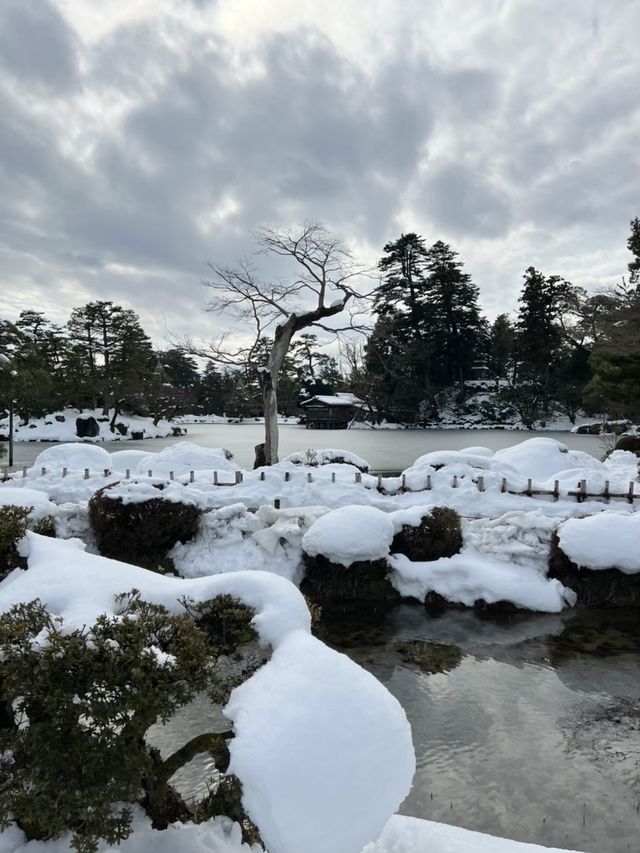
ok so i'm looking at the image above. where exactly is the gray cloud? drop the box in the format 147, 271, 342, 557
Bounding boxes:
0, 0, 638, 343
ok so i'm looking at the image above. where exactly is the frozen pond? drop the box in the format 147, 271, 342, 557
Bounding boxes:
151, 607, 640, 853
9, 423, 605, 471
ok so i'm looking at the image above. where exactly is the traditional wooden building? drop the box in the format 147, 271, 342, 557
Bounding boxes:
299, 392, 365, 429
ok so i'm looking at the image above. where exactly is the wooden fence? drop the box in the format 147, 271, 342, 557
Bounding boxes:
2, 465, 638, 503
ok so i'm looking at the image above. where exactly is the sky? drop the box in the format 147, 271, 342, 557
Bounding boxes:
0, 0, 639, 347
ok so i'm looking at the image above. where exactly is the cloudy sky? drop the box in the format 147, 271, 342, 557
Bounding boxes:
1, 0, 639, 345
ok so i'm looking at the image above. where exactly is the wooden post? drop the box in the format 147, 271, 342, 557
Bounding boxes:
285, 471, 290, 482
580, 479, 587, 502
628, 481, 635, 504
307, 472, 313, 483
452, 475, 458, 488
274, 498, 281, 509
604, 480, 610, 502
355, 471, 362, 484
477, 476, 485, 492
148, 469, 153, 478
84, 468, 90, 480
377, 473, 383, 491
501, 477, 507, 493
260, 471, 265, 481
401, 473, 407, 491
235, 471, 243, 484
331, 472, 336, 483
213, 471, 218, 485
22, 466, 27, 478
2, 466, 7, 480
170, 470, 175, 481
62, 467, 68, 478
189, 470, 195, 483
526, 478, 532, 497
41, 467, 46, 477
553, 480, 559, 502
426, 474, 432, 490
103, 468, 110, 478
125, 468, 131, 479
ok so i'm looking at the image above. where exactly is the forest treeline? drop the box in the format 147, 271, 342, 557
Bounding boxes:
1, 218, 639, 427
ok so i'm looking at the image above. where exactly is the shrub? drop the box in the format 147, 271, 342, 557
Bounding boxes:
0, 506, 30, 578
0, 591, 259, 852
89, 483, 201, 569
391, 506, 463, 562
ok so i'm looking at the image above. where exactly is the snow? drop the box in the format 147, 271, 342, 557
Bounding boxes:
301, 394, 363, 407
110, 449, 156, 473
102, 479, 203, 506
493, 438, 601, 482
0, 408, 174, 443
0, 486, 57, 519
132, 442, 239, 477
558, 511, 640, 573
362, 814, 582, 853
284, 447, 370, 470
1, 813, 585, 853
31, 442, 113, 474
302, 505, 396, 566
226, 630, 415, 853
0, 536, 415, 853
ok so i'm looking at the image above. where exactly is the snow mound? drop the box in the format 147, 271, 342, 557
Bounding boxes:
494, 438, 601, 481
389, 548, 574, 612
226, 630, 415, 853
109, 449, 155, 474
133, 442, 238, 477
0, 486, 57, 519
31, 443, 112, 474
102, 480, 204, 507
558, 511, 640, 573
411, 449, 500, 471
284, 448, 370, 471
302, 506, 395, 566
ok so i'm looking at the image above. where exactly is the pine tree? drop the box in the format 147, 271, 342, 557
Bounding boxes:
488, 314, 514, 385
627, 217, 640, 287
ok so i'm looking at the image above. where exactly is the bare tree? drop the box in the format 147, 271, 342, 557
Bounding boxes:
186, 222, 370, 464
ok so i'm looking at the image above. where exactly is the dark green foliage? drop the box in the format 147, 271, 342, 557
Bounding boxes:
0, 592, 259, 851
89, 484, 201, 569
301, 554, 401, 611
391, 506, 463, 562
0, 506, 30, 577
182, 594, 257, 654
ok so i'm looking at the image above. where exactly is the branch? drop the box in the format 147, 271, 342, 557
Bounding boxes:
159, 730, 233, 783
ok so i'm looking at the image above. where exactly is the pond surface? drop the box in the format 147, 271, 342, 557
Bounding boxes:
10, 424, 605, 471
150, 606, 640, 853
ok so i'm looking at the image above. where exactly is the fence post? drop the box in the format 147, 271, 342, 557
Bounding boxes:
2, 466, 7, 480
22, 466, 27, 478
213, 471, 218, 485
103, 468, 110, 478
148, 469, 153, 478
580, 479, 587, 502
331, 472, 336, 483
452, 475, 458, 488
426, 474, 432, 490
500, 477, 507, 493
604, 480, 610, 502
235, 471, 243, 484
628, 482, 635, 504
274, 498, 281, 509
84, 468, 90, 480
401, 474, 407, 491
377, 473, 383, 491
553, 480, 559, 502
260, 471, 265, 481
189, 470, 195, 483
62, 467, 68, 478
285, 471, 290, 482
307, 472, 313, 483
41, 467, 46, 477
355, 471, 362, 484
125, 468, 131, 479
526, 478, 532, 497
477, 476, 485, 492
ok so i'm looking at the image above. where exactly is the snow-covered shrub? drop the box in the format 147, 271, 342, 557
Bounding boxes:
0, 591, 259, 852
284, 448, 370, 472
391, 506, 463, 562
89, 482, 201, 569
0, 506, 29, 577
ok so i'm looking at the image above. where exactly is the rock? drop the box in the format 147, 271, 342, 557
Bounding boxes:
391, 506, 463, 562
114, 422, 128, 436
576, 423, 601, 435
614, 435, 640, 457
55, 414, 66, 422
300, 554, 401, 612
253, 443, 267, 469
130, 430, 145, 440
75, 416, 100, 438
548, 531, 640, 607
28, 424, 37, 429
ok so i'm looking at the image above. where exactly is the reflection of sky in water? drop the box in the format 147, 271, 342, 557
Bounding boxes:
147, 605, 640, 852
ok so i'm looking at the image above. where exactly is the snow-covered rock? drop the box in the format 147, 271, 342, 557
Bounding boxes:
557, 511, 640, 573
133, 442, 238, 477
284, 448, 370, 471
302, 506, 395, 567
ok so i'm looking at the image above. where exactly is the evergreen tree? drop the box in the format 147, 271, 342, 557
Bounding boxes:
488, 314, 514, 385
627, 216, 640, 287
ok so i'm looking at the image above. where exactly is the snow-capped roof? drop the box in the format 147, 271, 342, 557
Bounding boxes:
300, 392, 363, 407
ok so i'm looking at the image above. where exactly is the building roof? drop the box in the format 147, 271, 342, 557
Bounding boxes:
300, 392, 363, 408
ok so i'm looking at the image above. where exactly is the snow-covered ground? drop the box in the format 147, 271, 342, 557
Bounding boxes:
0, 408, 174, 443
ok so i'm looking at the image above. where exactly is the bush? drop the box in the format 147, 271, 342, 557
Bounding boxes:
0, 591, 259, 852
614, 434, 640, 457
0, 506, 30, 578
89, 483, 201, 569
391, 506, 463, 562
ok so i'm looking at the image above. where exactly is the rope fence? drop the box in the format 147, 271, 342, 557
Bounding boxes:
2, 464, 638, 503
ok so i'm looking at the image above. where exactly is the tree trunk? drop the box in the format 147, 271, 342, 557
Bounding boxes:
261, 371, 279, 465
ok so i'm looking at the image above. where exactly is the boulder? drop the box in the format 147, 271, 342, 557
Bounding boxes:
55, 414, 66, 422
548, 531, 640, 607
300, 554, 401, 611
76, 416, 100, 438
391, 506, 463, 562
614, 435, 640, 457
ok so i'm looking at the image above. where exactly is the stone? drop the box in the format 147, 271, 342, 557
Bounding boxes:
75, 416, 100, 438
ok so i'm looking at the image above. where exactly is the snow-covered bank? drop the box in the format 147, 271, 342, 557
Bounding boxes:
0, 408, 175, 443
